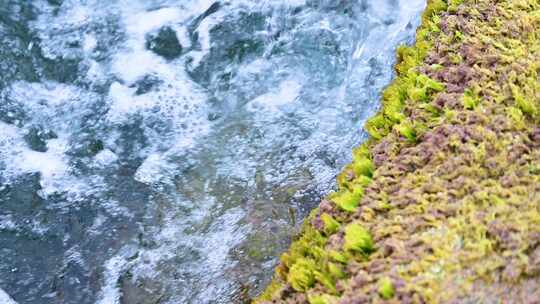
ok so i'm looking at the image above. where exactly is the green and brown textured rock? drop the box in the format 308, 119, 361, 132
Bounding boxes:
256, 0, 540, 303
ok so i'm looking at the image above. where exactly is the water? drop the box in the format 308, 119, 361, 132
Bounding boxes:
0, 0, 425, 303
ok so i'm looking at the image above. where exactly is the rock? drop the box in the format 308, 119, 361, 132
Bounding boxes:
145, 27, 183, 60
131, 74, 162, 95
23, 125, 57, 152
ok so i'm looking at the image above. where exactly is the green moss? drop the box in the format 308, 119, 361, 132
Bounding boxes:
378, 277, 395, 300
287, 258, 317, 292
320, 213, 340, 235
444, 108, 457, 121
327, 262, 346, 279
365, 114, 389, 140
417, 74, 446, 92
394, 120, 417, 142
352, 175, 372, 188
419, 102, 441, 116
314, 271, 337, 293
530, 164, 540, 175
352, 144, 371, 160
424, 0, 447, 19
343, 223, 374, 254
276, 212, 328, 279
510, 83, 537, 116
462, 89, 479, 110
332, 187, 364, 212
507, 107, 526, 129
307, 294, 338, 304
454, 30, 464, 41
430, 63, 444, 71
329, 250, 348, 264
351, 158, 374, 178
408, 86, 428, 102
382, 88, 407, 123
448, 0, 464, 12
408, 74, 445, 103
396, 45, 420, 75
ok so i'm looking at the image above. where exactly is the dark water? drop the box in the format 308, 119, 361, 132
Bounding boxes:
0, 0, 425, 303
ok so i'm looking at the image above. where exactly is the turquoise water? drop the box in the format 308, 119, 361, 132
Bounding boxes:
0, 1, 425, 303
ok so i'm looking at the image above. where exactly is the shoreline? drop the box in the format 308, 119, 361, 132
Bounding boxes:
256, 0, 540, 302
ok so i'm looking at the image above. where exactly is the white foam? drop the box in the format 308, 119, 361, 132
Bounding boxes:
134, 153, 171, 185
126, 7, 182, 37
15, 139, 69, 183
284, 0, 306, 6
8, 80, 81, 108
96, 256, 128, 304
194, 14, 216, 57
247, 78, 303, 113
93, 149, 119, 168
112, 51, 165, 84
354, 0, 425, 61
111, 6, 184, 84
173, 25, 191, 49
83, 34, 98, 53
105, 1, 214, 175
0, 288, 18, 304
70, 4, 91, 25
0, 122, 69, 196
0, 215, 17, 231
126, 202, 248, 303
88, 213, 107, 236
191, 207, 247, 302
107, 82, 153, 118
30, 0, 221, 191
0, 81, 109, 198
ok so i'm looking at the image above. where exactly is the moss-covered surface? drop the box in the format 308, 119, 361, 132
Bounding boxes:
255, 0, 540, 302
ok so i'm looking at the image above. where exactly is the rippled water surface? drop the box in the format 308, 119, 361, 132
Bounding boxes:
0, 0, 425, 303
